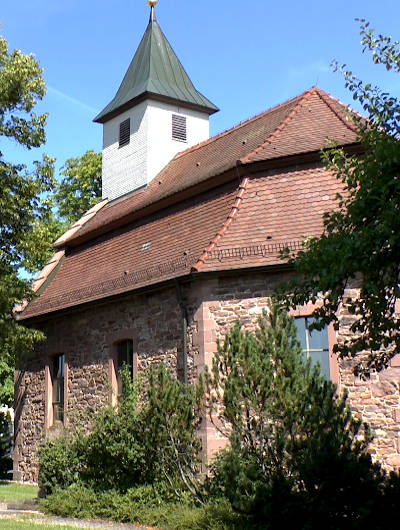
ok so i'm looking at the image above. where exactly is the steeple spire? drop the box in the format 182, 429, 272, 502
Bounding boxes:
94, 3, 218, 124
148, 1, 158, 22
97, 2, 218, 201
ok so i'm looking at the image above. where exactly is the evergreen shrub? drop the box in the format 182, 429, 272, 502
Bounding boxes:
38, 434, 81, 496
205, 301, 400, 528
40, 483, 251, 530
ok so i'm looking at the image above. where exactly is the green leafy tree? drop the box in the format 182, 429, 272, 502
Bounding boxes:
0, 34, 101, 406
18, 210, 65, 275
54, 150, 102, 227
0, 410, 11, 478
205, 302, 400, 527
0, 32, 56, 382
24, 150, 102, 274
281, 20, 400, 376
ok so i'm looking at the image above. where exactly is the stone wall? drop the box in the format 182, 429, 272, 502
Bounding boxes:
188, 273, 400, 470
188, 273, 291, 458
15, 271, 400, 481
336, 289, 400, 470
14, 284, 188, 482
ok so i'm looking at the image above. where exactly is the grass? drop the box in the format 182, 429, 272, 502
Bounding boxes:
0, 482, 38, 504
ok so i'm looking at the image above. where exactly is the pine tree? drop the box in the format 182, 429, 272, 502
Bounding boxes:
206, 300, 398, 528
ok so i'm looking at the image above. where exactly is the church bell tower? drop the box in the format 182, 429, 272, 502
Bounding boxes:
94, 1, 218, 201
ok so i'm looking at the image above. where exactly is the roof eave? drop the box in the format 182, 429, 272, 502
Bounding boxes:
18, 262, 294, 324
94, 91, 219, 124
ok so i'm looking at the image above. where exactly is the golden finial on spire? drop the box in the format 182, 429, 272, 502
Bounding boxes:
148, 0, 158, 21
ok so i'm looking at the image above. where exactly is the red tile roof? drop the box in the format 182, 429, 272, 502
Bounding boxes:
22, 183, 239, 318
61, 87, 357, 248
20, 88, 359, 320
197, 163, 345, 272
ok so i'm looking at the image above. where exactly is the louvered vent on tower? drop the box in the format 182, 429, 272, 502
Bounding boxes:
172, 114, 187, 142
119, 118, 131, 147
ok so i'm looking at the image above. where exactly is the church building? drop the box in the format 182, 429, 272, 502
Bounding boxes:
14, 3, 400, 481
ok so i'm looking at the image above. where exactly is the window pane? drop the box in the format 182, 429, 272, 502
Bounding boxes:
294, 318, 307, 350
295, 317, 330, 380
310, 350, 330, 380
52, 354, 65, 423
306, 318, 329, 351
117, 340, 134, 394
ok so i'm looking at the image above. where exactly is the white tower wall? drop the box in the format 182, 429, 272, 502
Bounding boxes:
102, 101, 149, 201
102, 99, 210, 202
146, 101, 210, 184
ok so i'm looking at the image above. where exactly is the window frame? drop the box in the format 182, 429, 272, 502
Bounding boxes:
107, 330, 138, 406
291, 303, 339, 386
45, 352, 68, 429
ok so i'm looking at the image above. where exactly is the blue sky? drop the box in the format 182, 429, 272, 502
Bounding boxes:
1, 0, 400, 175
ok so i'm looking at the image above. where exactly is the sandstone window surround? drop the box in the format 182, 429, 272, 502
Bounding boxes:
107, 329, 138, 407
45, 352, 68, 429
290, 303, 339, 386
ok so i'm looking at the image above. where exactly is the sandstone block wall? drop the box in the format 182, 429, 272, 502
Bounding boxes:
337, 290, 400, 470
188, 274, 400, 471
14, 285, 188, 482
15, 272, 400, 481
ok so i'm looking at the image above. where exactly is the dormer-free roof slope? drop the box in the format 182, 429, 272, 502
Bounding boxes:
71, 88, 358, 247
94, 10, 218, 124
20, 88, 359, 320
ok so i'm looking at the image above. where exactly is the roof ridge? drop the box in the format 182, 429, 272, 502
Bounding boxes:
192, 177, 250, 272
174, 90, 310, 161
147, 16, 157, 90
239, 89, 315, 164
313, 87, 360, 133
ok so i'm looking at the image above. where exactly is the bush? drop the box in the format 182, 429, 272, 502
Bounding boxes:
39, 364, 204, 497
0, 410, 12, 479
38, 433, 82, 496
145, 363, 204, 498
41, 483, 251, 529
205, 300, 400, 527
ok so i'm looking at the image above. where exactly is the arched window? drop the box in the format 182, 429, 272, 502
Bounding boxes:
116, 339, 134, 396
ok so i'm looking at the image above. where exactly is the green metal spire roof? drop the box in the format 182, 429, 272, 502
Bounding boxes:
94, 8, 218, 123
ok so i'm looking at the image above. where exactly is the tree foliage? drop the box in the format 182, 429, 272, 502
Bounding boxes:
0, 32, 56, 376
22, 150, 103, 275
39, 365, 204, 499
0, 32, 102, 405
206, 302, 400, 527
281, 20, 400, 376
0, 410, 11, 478
54, 150, 102, 227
